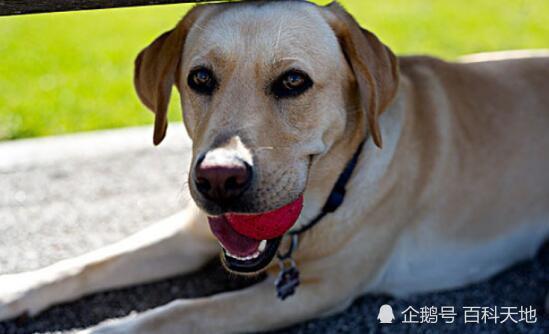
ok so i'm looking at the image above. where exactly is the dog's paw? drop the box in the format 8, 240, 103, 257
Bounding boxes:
0, 272, 50, 321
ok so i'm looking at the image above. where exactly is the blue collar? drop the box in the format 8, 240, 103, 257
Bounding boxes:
290, 139, 365, 235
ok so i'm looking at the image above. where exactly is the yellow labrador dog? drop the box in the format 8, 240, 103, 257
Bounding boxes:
1, 1, 548, 333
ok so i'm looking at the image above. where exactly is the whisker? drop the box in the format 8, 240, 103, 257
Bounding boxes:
253, 146, 275, 151
274, 18, 283, 53
252, 146, 293, 152
278, 57, 300, 62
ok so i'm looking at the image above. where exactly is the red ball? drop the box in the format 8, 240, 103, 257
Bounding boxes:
226, 196, 303, 240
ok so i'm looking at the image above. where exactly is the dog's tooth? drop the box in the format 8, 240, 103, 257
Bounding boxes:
258, 240, 267, 252
226, 251, 242, 260
236, 254, 247, 261
225, 249, 262, 261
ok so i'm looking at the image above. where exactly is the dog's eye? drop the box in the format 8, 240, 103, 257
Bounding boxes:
188, 67, 217, 95
271, 70, 313, 98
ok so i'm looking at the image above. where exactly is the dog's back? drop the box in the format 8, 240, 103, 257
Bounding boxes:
398, 53, 549, 212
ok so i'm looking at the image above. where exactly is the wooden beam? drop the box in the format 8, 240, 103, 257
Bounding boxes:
0, 1, 213, 16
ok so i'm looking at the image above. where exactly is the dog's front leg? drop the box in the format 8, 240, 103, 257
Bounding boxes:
83, 268, 356, 334
0, 204, 218, 321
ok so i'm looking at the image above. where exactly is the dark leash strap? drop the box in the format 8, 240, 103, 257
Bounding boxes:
275, 140, 366, 300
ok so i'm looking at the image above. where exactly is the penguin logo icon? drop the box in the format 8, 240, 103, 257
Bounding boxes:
377, 304, 395, 324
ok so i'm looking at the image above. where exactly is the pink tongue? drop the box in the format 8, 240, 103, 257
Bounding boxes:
207, 216, 260, 257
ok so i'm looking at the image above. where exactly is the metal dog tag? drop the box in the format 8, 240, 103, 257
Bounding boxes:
275, 234, 300, 300
275, 259, 300, 300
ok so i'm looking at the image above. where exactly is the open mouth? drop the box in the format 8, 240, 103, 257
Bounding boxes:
207, 196, 303, 273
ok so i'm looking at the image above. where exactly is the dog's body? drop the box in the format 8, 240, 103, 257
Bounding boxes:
367, 55, 549, 295
1, 1, 548, 333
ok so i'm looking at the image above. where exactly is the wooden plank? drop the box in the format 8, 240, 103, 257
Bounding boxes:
0, 0, 212, 16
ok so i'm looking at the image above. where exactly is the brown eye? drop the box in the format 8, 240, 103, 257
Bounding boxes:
188, 67, 217, 95
271, 69, 313, 99
283, 72, 305, 89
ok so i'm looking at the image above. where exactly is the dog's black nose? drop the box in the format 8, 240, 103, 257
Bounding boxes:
194, 158, 252, 202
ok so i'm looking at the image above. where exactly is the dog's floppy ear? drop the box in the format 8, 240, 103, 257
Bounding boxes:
322, 2, 399, 148
134, 7, 202, 145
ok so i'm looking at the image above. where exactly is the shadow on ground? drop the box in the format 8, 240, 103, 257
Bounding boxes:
1, 242, 547, 334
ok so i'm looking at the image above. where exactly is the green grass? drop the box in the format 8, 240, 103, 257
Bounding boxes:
1, 0, 547, 140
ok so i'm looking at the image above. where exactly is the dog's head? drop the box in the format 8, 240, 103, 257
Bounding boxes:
134, 1, 398, 273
